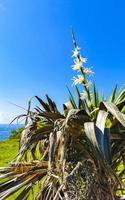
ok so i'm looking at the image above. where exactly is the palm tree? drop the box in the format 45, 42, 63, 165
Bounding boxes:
0, 32, 125, 200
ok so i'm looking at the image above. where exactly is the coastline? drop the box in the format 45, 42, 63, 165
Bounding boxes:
0, 124, 24, 140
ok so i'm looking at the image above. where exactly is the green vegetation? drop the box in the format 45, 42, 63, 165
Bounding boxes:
9, 127, 24, 139
0, 139, 19, 167
0, 33, 125, 200
0, 126, 24, 167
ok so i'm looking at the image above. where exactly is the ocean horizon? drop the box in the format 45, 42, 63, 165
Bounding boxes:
0, 124, 24, 141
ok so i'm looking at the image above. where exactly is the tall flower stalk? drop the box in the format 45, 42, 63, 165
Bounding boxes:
72, 31, 94, 110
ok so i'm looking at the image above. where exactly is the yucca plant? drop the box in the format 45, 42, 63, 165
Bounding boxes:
0, 32, 125, 200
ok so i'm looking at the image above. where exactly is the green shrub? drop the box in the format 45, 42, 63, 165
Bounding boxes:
9, 127, 24, 139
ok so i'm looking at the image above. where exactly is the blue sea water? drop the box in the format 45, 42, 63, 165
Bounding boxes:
0, 124, 23, 141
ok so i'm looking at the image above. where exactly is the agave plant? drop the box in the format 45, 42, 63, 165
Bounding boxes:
0, 32, 125, 200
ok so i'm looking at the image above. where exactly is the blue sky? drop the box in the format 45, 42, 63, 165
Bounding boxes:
0, 0, 125, 123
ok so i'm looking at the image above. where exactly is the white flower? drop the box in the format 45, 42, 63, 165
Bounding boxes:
83, 68, 94, 75
72, 46, 80, 57
72, 61, 83, 71
80, 56, 87, 63
72, 75, 85, 85
71, 55, 87, 71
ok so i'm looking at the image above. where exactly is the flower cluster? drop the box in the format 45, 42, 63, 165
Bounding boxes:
71, 31, 94, 104
72, 45, 94, 89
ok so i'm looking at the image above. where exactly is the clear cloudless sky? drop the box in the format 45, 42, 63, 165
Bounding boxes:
0, 0, 125, 123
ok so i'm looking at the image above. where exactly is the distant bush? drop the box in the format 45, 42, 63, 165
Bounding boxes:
9, 127, 24, 139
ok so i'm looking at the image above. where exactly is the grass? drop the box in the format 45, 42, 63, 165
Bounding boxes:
0, 139, 19, 199
0, 139, 19, 167
0, 139, 43, 200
